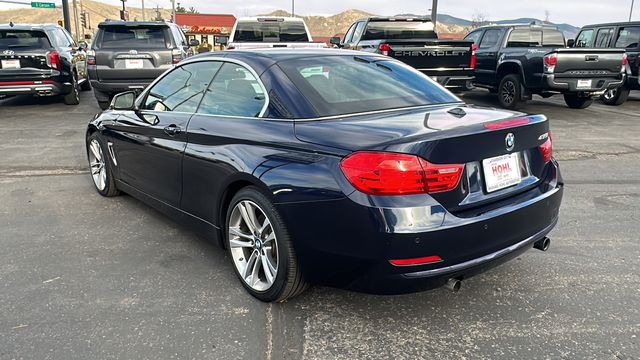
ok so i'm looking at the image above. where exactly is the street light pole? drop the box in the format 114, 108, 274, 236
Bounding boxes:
292, 0, 294, 17
61, 0, 71, 32
431, 0, 438, 26
630, 0, 635, 21
172, 0, 176, 23
142, 0, 145, 21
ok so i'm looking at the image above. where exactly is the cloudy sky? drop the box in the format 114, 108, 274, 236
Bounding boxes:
1, 0, 637, 26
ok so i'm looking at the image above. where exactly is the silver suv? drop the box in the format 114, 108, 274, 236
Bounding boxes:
88, 21, 196, 110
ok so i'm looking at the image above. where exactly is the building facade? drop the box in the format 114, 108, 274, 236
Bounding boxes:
175, 13, 236, 52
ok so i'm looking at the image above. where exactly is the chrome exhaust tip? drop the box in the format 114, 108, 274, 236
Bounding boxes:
444, 278, 461, 292
533, 237, 551, 252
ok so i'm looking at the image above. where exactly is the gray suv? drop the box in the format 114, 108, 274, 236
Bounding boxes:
88, 20, 196, 109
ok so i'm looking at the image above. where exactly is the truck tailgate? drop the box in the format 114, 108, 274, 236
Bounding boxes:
553, 48, 625, 78
387, 40, 473, 70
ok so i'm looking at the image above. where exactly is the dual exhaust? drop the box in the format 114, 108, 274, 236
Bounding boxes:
443, 237, 552, 293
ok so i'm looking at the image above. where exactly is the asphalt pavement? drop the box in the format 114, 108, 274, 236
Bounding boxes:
1, 90, 639, 360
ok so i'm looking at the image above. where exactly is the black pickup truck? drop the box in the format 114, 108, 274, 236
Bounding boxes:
332, 17, 475, 89
465, 23, 626, 109
571, 22, 640, 105
0, 23, 90, 105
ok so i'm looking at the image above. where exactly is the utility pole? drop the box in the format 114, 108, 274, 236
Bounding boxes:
62, 0, 71, 32
142, 0, 145, 21
120, 0, 126, 20
630, 0, 635, 21
431, 0, 438, 27
72, 0, 80, 41
291, 0, 294, 17
172, 0, 176, 22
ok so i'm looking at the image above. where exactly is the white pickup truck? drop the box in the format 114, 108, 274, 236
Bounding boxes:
224, 17, 327, 50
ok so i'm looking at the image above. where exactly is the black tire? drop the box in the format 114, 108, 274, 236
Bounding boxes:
86, 133, 119, 197
564, 94, 594, 109
63, 73, 80, 105
80, 78, 92, 91
601, 86, 630, 106
498, 74, 522, 110
226, 187, 308, 302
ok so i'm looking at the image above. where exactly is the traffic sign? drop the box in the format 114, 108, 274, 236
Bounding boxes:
31, 2, 56, 8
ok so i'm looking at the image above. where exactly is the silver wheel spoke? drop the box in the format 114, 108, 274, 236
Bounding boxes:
263, 232, 275, 244
261, 253, 275, 284
229, 226, 253, 240
229, 238, 253, 248
243, 250, 259, 280
238, 202, 259, 234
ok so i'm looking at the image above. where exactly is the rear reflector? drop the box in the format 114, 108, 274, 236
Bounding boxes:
339, 151, 463, 195
389, 255, 443, 266
0, 80, 54, 86
483, 118, 530, 130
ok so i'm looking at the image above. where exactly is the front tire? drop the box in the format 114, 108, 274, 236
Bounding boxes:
80, 78, 92, 91
498, 74, 522, 110
601, 86, 630, 106
226, 187, 308, 302
86, 134, 119, 197
564, 94, 593, 109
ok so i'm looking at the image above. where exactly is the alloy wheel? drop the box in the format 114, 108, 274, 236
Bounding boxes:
228, 200, 279, 292
603, 88, 617, 100
501, 80, 516, 105
88, 139, 106, 191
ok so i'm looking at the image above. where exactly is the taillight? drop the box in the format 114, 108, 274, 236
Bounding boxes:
622, 53, 628, 72
389, 255, 442, 267
379, 43, 391, 56
483, 117, 530, 130
470, 43, 477, 69
171, 48, 181, 64
544, 53, 557, 73
539, 133, 553, 163
87, 50, 96, 65
339, 151, 464, 195
46, 50, 61, 70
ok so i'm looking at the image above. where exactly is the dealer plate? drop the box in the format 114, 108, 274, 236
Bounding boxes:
1, 59, 20, 69
482, 153, 521, 193
577, 79, 592, 89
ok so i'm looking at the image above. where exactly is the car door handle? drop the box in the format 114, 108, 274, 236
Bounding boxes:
163, 124, 181, 136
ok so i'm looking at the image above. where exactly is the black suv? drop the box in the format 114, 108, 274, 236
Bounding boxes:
572, 22, 640, 105
465, 24, 626, 109
88, 21, 194, 110
0, 23, 90, 105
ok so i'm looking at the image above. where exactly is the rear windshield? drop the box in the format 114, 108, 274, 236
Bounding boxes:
279, 56, 458, 118
615, 27, 640, 48
362, 21, 437, 40
98, 25, 170, 48
507, 29, 564, 47
0, 30, 51, 50
233, 21, 309, 42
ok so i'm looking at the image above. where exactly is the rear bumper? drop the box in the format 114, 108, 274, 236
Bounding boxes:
416, 68, 475, 89
543, 73, 625, 94
90, 80, 151, 96
277, 161, 563, 294
0, 81, 71, 96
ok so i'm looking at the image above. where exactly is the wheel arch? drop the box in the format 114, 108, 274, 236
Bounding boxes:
497, 61, 526, 86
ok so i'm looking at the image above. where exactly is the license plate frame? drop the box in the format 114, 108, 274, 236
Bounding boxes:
1, 59, 20, 69
576, 79, 592, 89
125, 59, 144, 69
482, 153, 522, 193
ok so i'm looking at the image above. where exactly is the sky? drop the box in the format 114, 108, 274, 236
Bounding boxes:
1, 0, 638, 27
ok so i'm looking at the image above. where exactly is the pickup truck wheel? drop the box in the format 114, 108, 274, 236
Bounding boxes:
63, 73, 80, 105
498, 74, 521, 110
564, 94, 593, 109
601, 86, 630, 106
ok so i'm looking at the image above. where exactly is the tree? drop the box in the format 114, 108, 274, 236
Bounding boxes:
176, 3, 199, 14
544, 10, 551, 23
471, 9, 489, 29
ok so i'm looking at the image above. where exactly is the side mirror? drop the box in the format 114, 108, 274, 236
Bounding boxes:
218, 37, 228, 46
330, 36, 341, 47
566, 39, 575, 48
110, 91, 136, 110
189, 39, 200, 47
78, 41, 88, 51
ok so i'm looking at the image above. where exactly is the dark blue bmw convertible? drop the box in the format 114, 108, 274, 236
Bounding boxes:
86, 49, 563, 302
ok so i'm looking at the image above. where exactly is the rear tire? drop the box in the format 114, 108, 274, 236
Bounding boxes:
226, 187, 308, 302
86, 133, 119, 197
498, 74, 522, 110
564, 94, 593, 109
80, 79, 92, 91
63, 73, 80, 105
601, 86, 630, 106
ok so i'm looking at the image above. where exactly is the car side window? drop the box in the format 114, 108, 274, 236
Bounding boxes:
575, 29, 594, 47
464, 30, 483, 45
142, 61, 221, 113
479, 29, 501, 48
197, 62, 266, 118
342, 23, 357, 44
49, 29, 71, 47
594, 28, 614, 48
615, 27, 640, 48
62, 29, 76, 47
352, 21, 366, 43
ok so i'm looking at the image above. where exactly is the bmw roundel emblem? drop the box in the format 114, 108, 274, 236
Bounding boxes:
505, 133, 515, 151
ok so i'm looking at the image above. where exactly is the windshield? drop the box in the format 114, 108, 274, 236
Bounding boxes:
0, 30, 51, 49
279, 56, 459, 118
362, 21, 437, 40
98, 25, 169, 48
233, 21, 309, 42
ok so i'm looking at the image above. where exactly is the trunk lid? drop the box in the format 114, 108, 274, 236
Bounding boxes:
294, 105, 551, 212
0, 29, 55, 80
552, 48, 625, 78
386, 40, 474, 71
